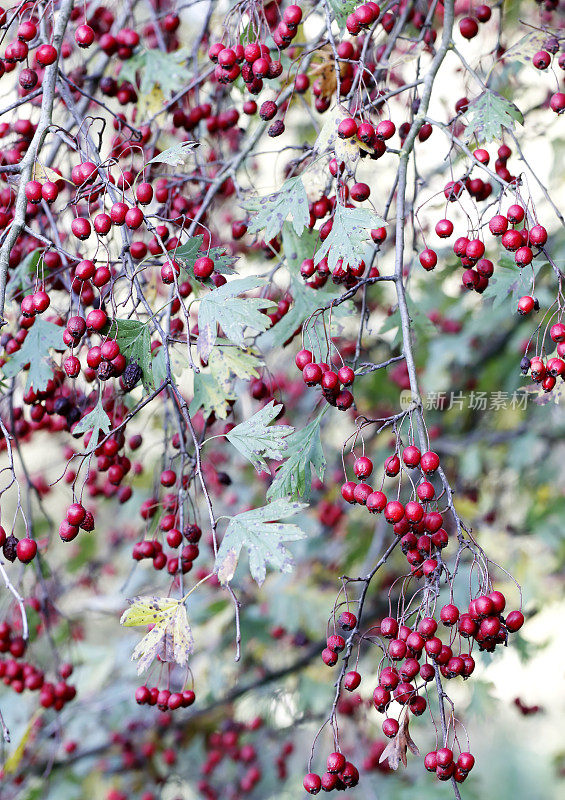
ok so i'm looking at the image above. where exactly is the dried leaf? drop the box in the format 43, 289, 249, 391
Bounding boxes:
379, 713, 419, 770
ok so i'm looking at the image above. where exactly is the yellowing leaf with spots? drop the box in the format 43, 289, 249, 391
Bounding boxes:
121, 596, 194, 675
120, 595, 179, 627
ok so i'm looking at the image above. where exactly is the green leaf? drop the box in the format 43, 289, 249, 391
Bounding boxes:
121, 596, 194, 675
146, 140, 197, 168
481, 256, 545, 308
267, 411, 326, 501
105, 318, 156, 391
2, 317, 65, 391
72, 397, 112, 444
120, 48, 190, 101
208, 344, 261, 392
6, 249, 42, 300
197, 277, 274, 360
191, 371, 235, 419
314, 202, 384, 271
259, 224, 352, 352
226, 401, 294, 472
245, 176, 309, 242
191, 345, 263, 419
215, 499, 307, 586
281, 221, 319, 270
463, 91, 524, 144
327, 0, 358, 28
174, 235, 237, 275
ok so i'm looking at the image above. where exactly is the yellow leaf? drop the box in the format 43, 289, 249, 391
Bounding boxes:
32, 163, 73, 186
120, 595, 179, 627
3, 710, 41, 774
138, 85, 164, 118
122, 596, 194, 675
217, 548, 238, 585
313, 105, 361, 168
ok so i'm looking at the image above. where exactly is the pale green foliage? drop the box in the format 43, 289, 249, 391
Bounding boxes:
463, 91, 523, 144
245, 176, 310, 241
2, 317, 65, 391
215, 499, 307, 585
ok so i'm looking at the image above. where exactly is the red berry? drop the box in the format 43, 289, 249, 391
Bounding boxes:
86, 309, 108, 331
353, 482, 372, 505
505, 610, 524, 632
71, 217, 91, 240
16, 538, 37, 563
376, 120, 395, 140
75, 24, 95, 48
303, 773, 321, 794
384, 500, 404, 524
501, 229, 523, 251
507, 204, 525, 224
302, 363, 323, 386
366, 490, 387, 513
338, 611, 357, 630
436, 747, 454, 767
517, 295, 535, 315
489, 214, 508, 236
459, 17, 478, 39
435, 219, 453, 238
402, 445, 421, 467
327, 634, 345, 653
458, 752, 475, 772
36, 44, 58, 66
344, 671, 361, 690
528, 224, 547, 246
382, 718, 399, 738
350, 182, 370, 202
440, 604, 459, 625
419, 248, 437, 271
533, 50, 551, 70
337, 365, 355, 386
380, 617, 398, 638
353, 456, 373, 478
337, 118, 358, 139
549, 93, 565, 114
326, 752, 346, 774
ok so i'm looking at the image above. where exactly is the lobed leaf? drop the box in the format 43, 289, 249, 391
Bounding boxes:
463, 90, 524, 144
197, 277, 274, 360
214, 498, 307, 586
267, 411, 326, 501
2, 317, 65, 391
121, 596, 194, 675
72, 397, 112, 445
226, 401, 294, 472
245, 176, 310, 242
314, 202, 385, 271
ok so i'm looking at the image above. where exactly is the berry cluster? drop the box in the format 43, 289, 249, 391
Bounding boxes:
304, 752, 359, 794
0, 525, 38, 564
340, 447, 444, 576
458, 5, 492, 41
132, 521, 201, 576
295, 348, 355, 411
134, 684, 195, 711
0, 623, 76, 711
207, 5, 303, 136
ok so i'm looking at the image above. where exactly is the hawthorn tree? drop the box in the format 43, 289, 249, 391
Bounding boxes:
0, 0, 564, 798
